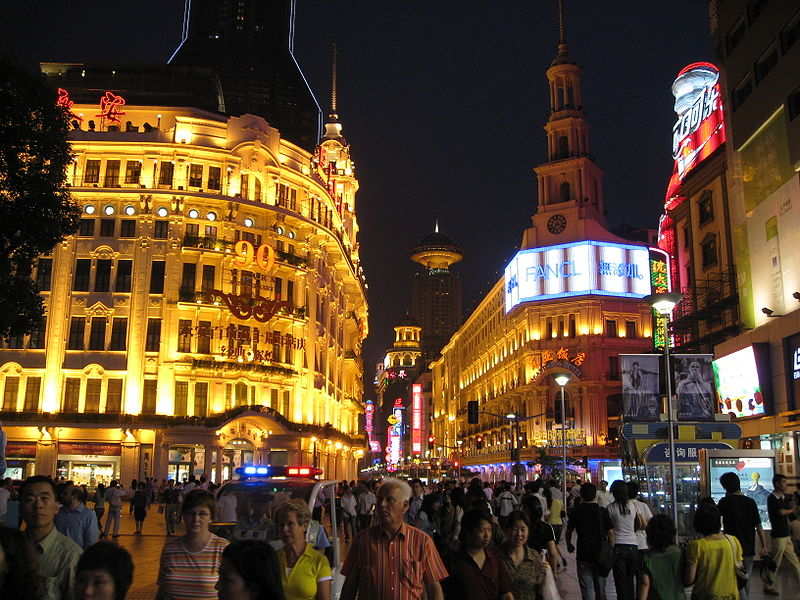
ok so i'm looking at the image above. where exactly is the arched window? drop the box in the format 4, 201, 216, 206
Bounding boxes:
560, 181, 571, 203
552, 390, 574, 426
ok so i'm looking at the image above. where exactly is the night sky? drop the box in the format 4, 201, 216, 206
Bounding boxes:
3, 2, 712, 396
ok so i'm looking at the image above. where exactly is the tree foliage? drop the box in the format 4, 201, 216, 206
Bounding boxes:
0, 58, 79, 337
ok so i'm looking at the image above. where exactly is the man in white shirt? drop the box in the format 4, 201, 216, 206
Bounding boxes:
356, 482, 376, 532
596, 480, 613, 507
627, 481, 653, 549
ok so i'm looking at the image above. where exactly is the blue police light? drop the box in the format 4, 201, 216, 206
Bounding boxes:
243, 466, 257, 475
256, 466, 269, 475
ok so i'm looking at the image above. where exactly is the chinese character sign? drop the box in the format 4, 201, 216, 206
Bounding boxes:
96, 91, 126, 124
621, 354, 660, 420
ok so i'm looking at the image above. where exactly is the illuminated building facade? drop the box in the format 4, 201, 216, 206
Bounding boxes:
410, 225, 463, 359
657, 62, 740, 353
0, 65, 367, 485
374, 318, 425, 470
707, 1, 800, 477
429, 18, 654, 483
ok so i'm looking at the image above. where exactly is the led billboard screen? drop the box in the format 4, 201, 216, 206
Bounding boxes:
712, 345, 771, 419
504, 240, 651, 312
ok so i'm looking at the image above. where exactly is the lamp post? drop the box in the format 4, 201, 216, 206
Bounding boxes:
553, 373, 572, 506
645, 291, 683, 531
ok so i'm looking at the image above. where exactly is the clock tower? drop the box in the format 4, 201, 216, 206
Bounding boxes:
522, 0, 621, 250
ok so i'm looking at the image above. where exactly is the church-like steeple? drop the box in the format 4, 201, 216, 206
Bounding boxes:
522, 0, 609, 249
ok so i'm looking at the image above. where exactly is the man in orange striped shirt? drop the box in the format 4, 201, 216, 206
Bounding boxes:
342, 478, 448, 600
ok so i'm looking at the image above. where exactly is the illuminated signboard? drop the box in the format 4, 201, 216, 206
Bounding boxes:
504, 241, 651, 312
784, 333, 800, 412
365, 400, 374, 434
665, 62, 726, 204
712, 345, 771, 419
411, 384, 423, 454
649, 248, 672, 350
386, 400, 404, 467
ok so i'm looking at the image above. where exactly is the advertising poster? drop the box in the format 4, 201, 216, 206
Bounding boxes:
673, 354, 715, 420
709, 456, 774, 530
712, 346, 766, 419
621, 354, 660, 420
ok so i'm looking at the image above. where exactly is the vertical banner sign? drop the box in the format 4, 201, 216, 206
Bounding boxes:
649, 248, 672, 350
364, 400, 376, 452
673, 354, 716, 420
411, 384, 423, 454
621, 355, 661, 420
386, 398, 404, 468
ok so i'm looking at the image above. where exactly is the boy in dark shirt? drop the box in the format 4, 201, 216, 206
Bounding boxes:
764, 473, 800, 595
566, 483, 613, 600
718, 472, 768, 600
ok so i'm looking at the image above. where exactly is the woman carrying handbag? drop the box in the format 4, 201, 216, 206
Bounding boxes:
685, 503, 743, 600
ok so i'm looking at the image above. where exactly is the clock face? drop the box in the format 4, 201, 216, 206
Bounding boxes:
547, 214, 567, 234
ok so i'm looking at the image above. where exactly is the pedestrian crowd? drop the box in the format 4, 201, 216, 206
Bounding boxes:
1, 471, 800, 599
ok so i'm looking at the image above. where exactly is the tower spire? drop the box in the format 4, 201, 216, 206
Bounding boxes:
330, 41, 338, 115
434, 219, 439, 233
553, 0, 570, 65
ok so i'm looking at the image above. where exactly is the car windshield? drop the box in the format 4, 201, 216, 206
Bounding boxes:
210, 478, 317, 545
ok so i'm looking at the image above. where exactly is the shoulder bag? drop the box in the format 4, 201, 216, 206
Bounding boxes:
724, 534, 748, 590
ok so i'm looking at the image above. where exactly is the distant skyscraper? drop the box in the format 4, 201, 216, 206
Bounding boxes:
410, 223, 463, 358
168, 0, 321, 150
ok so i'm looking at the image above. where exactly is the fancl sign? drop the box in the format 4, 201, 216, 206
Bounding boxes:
504, 241, 652, 312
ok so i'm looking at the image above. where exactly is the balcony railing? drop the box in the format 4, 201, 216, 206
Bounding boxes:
183, 236, 232, 251
276, 250, 308, 269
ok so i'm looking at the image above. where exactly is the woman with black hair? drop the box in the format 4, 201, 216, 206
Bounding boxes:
0, 526, 43, 600
217, 540, 284, 600
685, 503, 743, 600
521, 493, 563, 575
638, 515, 683, 600
607, 480, 639, 600
74, 541, 134, 600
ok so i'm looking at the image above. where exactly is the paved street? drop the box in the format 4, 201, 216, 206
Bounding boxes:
112, 508, 796, 599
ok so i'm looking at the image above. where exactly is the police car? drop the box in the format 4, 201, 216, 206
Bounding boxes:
210, 465, 344, 598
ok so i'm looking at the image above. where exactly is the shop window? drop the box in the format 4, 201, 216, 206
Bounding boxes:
698, 190, 714, 224
174, 381, 189, 416
100, 219, 115, 237
88, 317, 107, 350
178, 319, 193, 352
115, 260, 132, 293
83, 159, 101, 184
208, 166, 221, 190
625, 320, 637, 338
95, 259, 111, 292
158, 162, 174, 187
194, 382, 208, 416
2, 377, 19, 411
85, 379, 101, 412
701, 234, 718, 268
149, 261, 165, 294
106, 379, 122, 413
142, 380, 157, 414
124, 160, 141, 184
104, 160, 120, 187
62, 378, 80, 412
23, 377, 41, 411
36, 258, 53, 291
109, 318, 127, 351
154, 220, 169, 239
29, 317, 46, 349
189, 164, 203, 187
145, 318, 161, 352
120, 219, 136, 238
67, 317, 85, 350
605, 319, 617, 337
197, 321, 212, 354
78, 219, 95, 237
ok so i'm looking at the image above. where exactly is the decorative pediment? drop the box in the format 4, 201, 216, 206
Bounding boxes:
86, 301, 112, 317
92, 245, 116, 260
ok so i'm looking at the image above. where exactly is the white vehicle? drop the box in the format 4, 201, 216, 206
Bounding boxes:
210, 465, 344, 598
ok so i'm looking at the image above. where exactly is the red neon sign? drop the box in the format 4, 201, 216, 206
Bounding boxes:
56, 88, 82, 122
411, 384, 423, 454
96, 91, 126, 124
664, 62, 726, 205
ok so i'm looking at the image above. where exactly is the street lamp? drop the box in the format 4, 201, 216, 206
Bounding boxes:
645, 291, 682, 531
553, 372, 572, 505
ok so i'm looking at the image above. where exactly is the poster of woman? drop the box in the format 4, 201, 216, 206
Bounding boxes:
621, 354, 660, 420
673, 354, 716, 420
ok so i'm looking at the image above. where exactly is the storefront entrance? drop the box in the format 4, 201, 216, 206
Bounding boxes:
220, 439, 254, 482
168, 445, 205, 483
56, 442, 121, 487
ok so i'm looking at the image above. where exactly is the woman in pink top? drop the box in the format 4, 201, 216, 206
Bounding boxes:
157, 489, 229, 600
